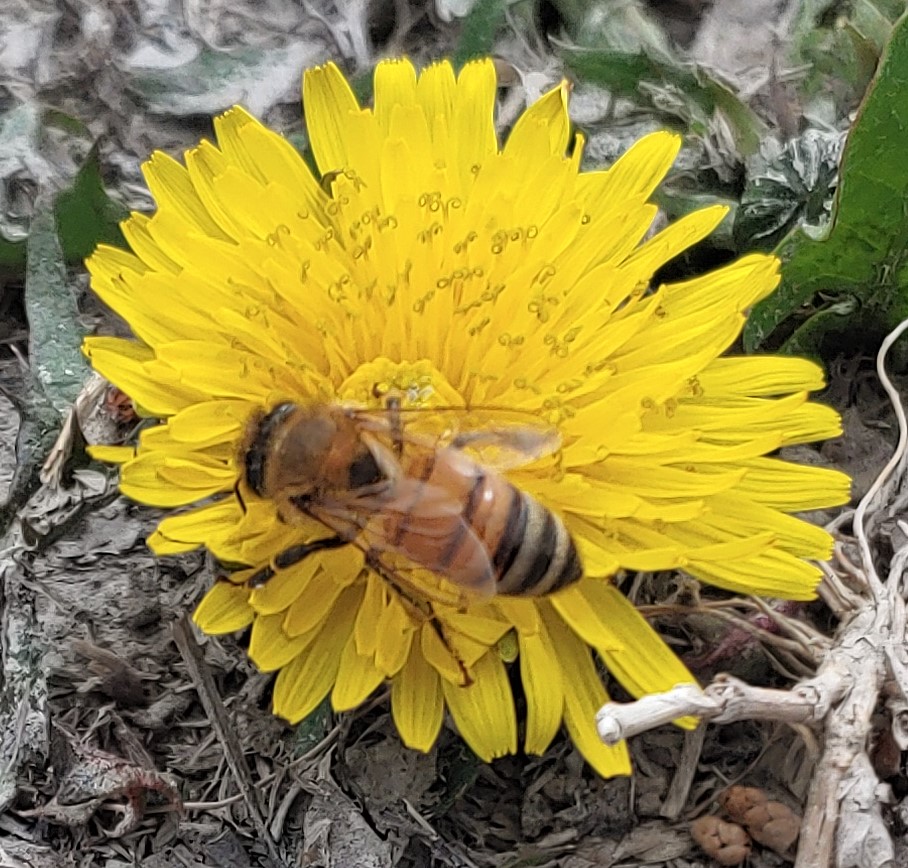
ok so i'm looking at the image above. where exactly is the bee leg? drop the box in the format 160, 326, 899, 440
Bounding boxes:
369, 383, 404, 456
319, 169, 343, 195
247, 536, 349, 588
234, 482, 247, 515
386, 394, 404, 457
427, 614, 473, 687
358, 554, 474, 686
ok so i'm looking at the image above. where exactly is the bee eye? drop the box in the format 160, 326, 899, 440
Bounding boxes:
348, 451, 383, 488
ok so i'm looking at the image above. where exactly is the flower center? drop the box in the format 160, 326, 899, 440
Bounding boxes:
337, 358, 464, 409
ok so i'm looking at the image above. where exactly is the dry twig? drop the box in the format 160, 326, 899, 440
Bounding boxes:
171, 615, 282, 864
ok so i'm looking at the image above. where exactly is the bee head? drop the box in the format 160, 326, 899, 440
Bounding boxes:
244, 403, 340, 498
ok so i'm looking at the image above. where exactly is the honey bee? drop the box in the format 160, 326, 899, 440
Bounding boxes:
241, 401, 583, 605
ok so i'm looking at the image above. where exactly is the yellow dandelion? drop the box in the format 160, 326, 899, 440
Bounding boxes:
84, 58, 850, 776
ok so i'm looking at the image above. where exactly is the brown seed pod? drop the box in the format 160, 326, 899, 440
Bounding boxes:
690, 815, 752, 866
720, 785, 801, 855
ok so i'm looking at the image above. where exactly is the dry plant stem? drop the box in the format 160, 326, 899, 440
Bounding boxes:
796, 607, 890, 868
818, 562, 865, 616
797, 317, 908, 868
852, 319, 908, 596
660, 725, 706, 820
597, 668, 850, 742
171, 616, 281, 864
597, 316, 908, 868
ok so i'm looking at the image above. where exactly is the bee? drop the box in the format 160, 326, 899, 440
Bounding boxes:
240, 401, 583, 606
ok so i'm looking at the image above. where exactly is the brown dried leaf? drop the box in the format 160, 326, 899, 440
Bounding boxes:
19, 736, 181, 837
71, 639, 151, 707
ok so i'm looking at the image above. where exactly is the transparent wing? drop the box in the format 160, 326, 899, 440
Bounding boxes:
341, 478, 465, 522
306, 488, 498, 605
350, 405, 561, 471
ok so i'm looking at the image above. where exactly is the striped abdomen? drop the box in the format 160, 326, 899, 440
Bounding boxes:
384, 446, 583, 597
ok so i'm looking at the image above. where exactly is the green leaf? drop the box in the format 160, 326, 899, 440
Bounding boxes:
733, 130, 844, 252
1, 204, 90, 528
561, 48, 765, 156
55, 145, 128, 262
293, 698, 332, 754
0, 103, 129, 273
744, 11, 908, 355
453, 0, 509, 67
26, 206, 90, 413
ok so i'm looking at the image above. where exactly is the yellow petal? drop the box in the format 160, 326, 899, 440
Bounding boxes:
421, 620, 468, 685
550, 581, 624, 652
442, 650, 517, 760
280, 567, 346, 632
582, 130, 680, 207
272, 583, 363, 723
374, 58, 419, 132
504, 81, 570, 160
353, 573, 387, 658
518, 621, 564, 754
250, 557, 321, 617
332, 634, 386, 711
249, 612, 318, 672
150, 498, 244, 554
623, 205, 729, 279
141, 150, 229, 238
193, 582, 254, 634
494, 596, 542, 635
303, 61, 364, 174
88, 445, 136, 464
540, 604, 632, 776
373, 594, 417, 676
119, 453, 231, 507
728, 458, 852, 511
697, 355, 827, 396
83, 337, 205, 415
214, 106, 324, 217
441, 610, 511, 645
392, 639, 444, 752
584, 582, 697, 702
453, 58, 498, 170
165, 400, 251, 446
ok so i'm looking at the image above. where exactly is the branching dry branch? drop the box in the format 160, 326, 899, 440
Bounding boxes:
597, 315, 908, 868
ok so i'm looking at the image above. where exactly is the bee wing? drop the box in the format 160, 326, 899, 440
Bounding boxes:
346, 479, 465, 521
307, 486, 498, 602
351, 405, 561, 471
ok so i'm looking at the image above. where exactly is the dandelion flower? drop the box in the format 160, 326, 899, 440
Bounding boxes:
84, 58, 850, 776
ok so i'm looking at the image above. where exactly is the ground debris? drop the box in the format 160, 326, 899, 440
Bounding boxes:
301, 773, 395, 868
566, 821, 693, 867
18, 727, 181, 837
